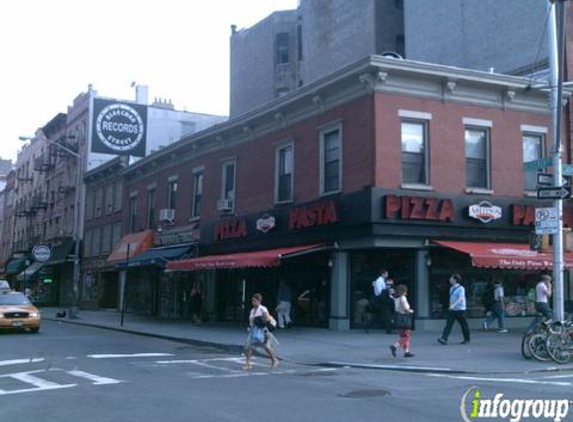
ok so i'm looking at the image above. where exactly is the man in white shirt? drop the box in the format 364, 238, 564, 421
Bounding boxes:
372, 269, 388, 297
535, 274, 553, 320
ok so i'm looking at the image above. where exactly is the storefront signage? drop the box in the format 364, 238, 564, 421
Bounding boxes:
157, 229, 200, 246
468, 201, 502, 223
384, 195, 455, 222
256, 214, 276, 233
214, 218, 248, 241
32, 245, 51, 262
288, 200, 338, 230
91, 98, 148, 157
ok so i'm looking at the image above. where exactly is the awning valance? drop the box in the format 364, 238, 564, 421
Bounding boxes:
107, 230, 154, 265
5, 258, 27, 274
116, 244, 194, 268
167, 244, 328, 271
434, 240, 573, 270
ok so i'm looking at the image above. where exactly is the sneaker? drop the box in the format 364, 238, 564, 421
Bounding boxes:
437, 338, 447, 345
389, 345, 397, 357
460, 340, 470, 345
498, 329, 509, 333
404, 352, 415, 358
482, 321, 488, 331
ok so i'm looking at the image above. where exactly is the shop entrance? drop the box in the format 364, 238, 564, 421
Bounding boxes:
350, 248, 416, 329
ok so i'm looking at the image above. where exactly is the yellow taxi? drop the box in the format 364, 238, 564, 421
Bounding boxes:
0, 288, 41, 333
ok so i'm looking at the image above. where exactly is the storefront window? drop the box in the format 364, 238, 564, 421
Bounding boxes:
350, 249, 415, 328
429, 249, 541, 319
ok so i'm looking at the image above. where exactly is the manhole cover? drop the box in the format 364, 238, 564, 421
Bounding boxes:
338, 389, 391, 399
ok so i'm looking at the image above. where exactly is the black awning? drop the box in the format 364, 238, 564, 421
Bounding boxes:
117, 244, 194, 268
16, 262, 45, 281
45, 238, 74, 265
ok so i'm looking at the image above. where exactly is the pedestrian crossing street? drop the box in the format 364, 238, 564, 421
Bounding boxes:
0, 354, 340, 396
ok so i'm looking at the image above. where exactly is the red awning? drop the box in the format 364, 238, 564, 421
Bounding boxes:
166, 244, 328, 271
106, 230, 154, 265
434, 240, 573, 270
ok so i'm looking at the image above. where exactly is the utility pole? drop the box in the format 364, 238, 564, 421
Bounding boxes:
548, 0, 568, 322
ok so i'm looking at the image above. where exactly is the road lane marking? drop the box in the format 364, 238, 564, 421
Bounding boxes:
0, 358, 45, 366
330, 361, 452, 372
66, 370, 123, 385
0, 370, 76, 395
428, 373, 572, 387
88, 353, 174, 359
156, 357, 245, 364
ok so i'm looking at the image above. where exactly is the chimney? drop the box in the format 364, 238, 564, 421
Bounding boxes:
136, 85, 149, 104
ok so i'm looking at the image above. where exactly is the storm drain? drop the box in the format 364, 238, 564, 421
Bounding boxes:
338, 389, 391, 399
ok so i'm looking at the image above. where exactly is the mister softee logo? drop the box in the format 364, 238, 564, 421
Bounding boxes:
460, 387, 571, 422
91, 99, 147, 157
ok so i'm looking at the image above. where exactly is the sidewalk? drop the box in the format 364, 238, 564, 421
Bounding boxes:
42, 307, 573, 375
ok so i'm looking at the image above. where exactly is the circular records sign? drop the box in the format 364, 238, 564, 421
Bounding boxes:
32, 245, 51, 262
95, 103, 145, 152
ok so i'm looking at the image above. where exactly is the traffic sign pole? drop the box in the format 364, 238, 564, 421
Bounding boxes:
548, 0, 566, 322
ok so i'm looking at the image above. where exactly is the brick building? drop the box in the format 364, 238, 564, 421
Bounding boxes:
108, 56, 567, 330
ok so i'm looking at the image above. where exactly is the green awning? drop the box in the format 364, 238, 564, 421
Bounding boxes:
5, 258, 27, 274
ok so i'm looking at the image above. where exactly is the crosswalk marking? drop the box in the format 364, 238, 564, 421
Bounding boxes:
0, 370, 76, 396
67, 370, 123, 385
0, 358, 45, 367
88, 353, 174, 359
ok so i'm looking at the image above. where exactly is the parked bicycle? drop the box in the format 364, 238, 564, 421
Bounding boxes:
545, 320, 573, 364
521, 313, 552, 360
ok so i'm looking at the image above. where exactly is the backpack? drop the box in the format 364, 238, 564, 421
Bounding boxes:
481, 286, 494, 309
527, 288, 536, 303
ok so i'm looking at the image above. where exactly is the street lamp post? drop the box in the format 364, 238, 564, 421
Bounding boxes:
20, 135, 82, 319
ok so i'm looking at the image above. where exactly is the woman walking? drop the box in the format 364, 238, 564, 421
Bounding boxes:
243, 293, 279, 370
390, 285, 415, 358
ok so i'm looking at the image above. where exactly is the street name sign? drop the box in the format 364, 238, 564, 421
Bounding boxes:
524, 157, 553, 171
535, 207, 559, 235
536, 186, 571, 200
563, 164, 573, 176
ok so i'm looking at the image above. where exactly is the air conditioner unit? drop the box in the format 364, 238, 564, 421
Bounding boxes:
159, 208, 175, 223
217, 198, 234, 212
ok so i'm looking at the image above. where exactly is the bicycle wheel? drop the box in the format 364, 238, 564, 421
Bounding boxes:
546, 332, 573, 364
521, 331, 534, 360
529, 333, 552, 362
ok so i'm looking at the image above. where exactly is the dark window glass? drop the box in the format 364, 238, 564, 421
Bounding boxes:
276, 32, 289, 64
323, 130, 340, 193
523, 134, 543, 191
168, 181, 178, 210
129, 196, 137, 232
465, 128, 489, 189
192, 172, 203, 218
401, 120, 428, 184
277, 145, 293, 202
147, 189, 155, 229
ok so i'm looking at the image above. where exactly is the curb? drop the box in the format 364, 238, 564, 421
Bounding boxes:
45, 317, 573, 375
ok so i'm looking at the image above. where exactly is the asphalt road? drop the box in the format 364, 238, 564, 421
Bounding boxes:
1, 321, 572, 422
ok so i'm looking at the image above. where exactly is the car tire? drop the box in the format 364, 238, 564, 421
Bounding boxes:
30, 327, 40, 333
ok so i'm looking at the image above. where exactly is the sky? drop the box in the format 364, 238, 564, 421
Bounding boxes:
0, 0, 298, 162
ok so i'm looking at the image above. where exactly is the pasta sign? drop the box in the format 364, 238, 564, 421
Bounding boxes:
289, 200, 338, 230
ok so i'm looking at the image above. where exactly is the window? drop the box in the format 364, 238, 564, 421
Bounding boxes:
167, 179, 178, 210
222, 160, 236, 202
95, 187, 103, 217
111, 222, 122, 251
129, 195, 137, 233
146, 188, 155, 229
523, 133, 544, 191
113, 183, 123, 212
320, 125, 342, 194
93, 227, 101, 257
276, 32, 289, 64
191, 171, 203, 218
297, 25, 303, 61
275, 143, 294, 203
102, 225, 112, 254
86, 190, 95, 220
465, 127, 490, 189
401, 120, 429, 185
105, 184, 113, 214
84, 230, 93, 257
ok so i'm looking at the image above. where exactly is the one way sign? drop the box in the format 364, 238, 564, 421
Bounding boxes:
537, 186, 571, 200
